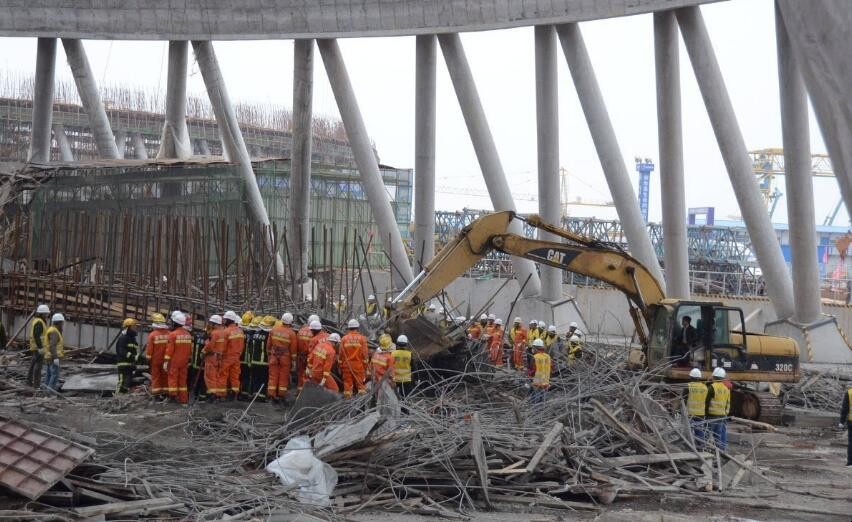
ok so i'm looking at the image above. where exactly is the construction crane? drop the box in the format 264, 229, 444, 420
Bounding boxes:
634, 158, 654, 223
749, 148, 838, 222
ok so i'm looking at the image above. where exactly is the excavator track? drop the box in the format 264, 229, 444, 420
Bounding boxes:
731, 390, 783, 425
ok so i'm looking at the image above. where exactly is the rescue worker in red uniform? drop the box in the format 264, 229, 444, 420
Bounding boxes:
164, 311, 193, 404
488, 318, 505, 367
296, 314, 320, 391
202, 314, 227, 400
370, 333, 395, 385
468, 314, 485, 342
509, 317, 527, 371
267, 312, 298, 402
222, 310, 245, 400
146, 312, 170, 397
307, 332, 339, 392
339, 319, 369, 398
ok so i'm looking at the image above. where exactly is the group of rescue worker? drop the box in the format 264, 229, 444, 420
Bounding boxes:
464, 313, 585, 403
25, 304, 66, 391
107, 308, 417, 404
684, 366, 732, 451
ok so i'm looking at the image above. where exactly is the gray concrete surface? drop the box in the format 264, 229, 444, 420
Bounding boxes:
290, 39, 315, 288
27, 38, 56, 163
157, 41, 192, 160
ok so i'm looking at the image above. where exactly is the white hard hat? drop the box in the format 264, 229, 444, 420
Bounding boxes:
532, 338, 544, 348
689, 368, 702, 379
328, 333, 341, 343
712, 367, 726, 379
310, 320, 322, 331
172, 312, 187, 326
514, 316, 522, 323
494, 318, 503, 326
368, 294, 376, 301
209, 314, 223, 325
548, 325, 557, 333
308, 314, 320, 324
386, 296, 393, 301
529, 319, 537, 325
487, 314, 496, 321
396, 334, 409, 345
570, 334, 580, 342
428, 303, 436, 310
223, 310, 241, 323
347, 318, 360, 329
569, 322, 578, 328
479, 314, 488, 321
537, 320, 544, 327
281, 312, 294, 325
456, 316, 466, 323
51, 313, 65, 323
36, 304, 50, 314
340, 294, 346, 300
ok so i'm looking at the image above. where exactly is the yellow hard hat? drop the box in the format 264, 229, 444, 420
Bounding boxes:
378, 333, 392, 349
122, 318, 138, 328
242, 311, 255, 325
274, 319, 283, 328
150, 312, 166, 324
262, 315, 276, 328
250, 316, 262, 328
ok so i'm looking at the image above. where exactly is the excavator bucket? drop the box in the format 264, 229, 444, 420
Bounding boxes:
398, 316, 457, 359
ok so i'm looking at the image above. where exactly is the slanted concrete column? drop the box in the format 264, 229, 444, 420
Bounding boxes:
114, 130, 126, 158
52, 124, 73, 161
62, 39, 120, 159
556, 24, 666, 290
776, 3, 820, 324
318, 39, 414, 289
535, 25, 562, 301
132, 133, 148, 160
438, 33, 542, 297
676, 6, 794, 319
28, 38, 57, 163
158, 41, 192, 159
414, 34, 437, 270
290, 39, 314, 285
654, 12, 690, 298
192, 40, 284, 276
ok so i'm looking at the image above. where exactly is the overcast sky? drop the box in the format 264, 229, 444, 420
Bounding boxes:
0, 0, 844, 226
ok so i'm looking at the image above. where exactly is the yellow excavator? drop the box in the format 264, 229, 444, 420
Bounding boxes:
390, 211, 799, 423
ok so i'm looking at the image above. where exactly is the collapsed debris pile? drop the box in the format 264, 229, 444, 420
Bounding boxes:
0, 344, 777, 520
784, 368, 848, 412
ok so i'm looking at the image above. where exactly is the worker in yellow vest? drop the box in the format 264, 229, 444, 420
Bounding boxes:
43, 313, 65, 391
685, 368, 709, 445
529, 339, 551, 404
27, 304, 51, 387
392, 334, 415, 398
706, 367, 731, 451
840, 385, 852, 466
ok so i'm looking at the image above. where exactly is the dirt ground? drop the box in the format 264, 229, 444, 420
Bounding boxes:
2, 393, 850, 521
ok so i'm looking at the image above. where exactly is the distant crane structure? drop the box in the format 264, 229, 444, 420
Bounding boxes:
748, 148, 839, 224
435, 166, 614, 213
634, 158, 654, 223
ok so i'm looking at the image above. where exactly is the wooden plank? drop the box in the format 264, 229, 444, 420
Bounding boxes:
525, 422, 563, 473
470, 412, 492, 509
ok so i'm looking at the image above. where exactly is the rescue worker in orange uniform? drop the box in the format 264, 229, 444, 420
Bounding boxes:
164, 311, 193, 404
296, 314, 320, 391
146, 312, 170, 398
307, 331, 339, 392
509, 317, 527, 371
370, 333, 395, 385
267, 312, 298, 402
339, 319, 369, 398
529, 338, 551, 404
488, 318, 505, 367
468, 314, 485, 343
202, 314, 227, 400
222, 310, 245, 400
306, 319, 329, 363
483, 313, 496, 345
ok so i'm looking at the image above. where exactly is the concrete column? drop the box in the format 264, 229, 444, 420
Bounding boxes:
28, 38, 57, 163
654, 12, 690, 299
114, 130, 126, 158
158, 41, 191, 159
556, 24, 666, 290
52, 124, 73, 161
776, 3, 821, 324
197, 138, 211, 156
535, 26, 562, 301
414, 34, 437, 270
192, 40, 284, 276
61, 39, 120, 160
676, 6, 794, 319
290, 39, 314, 284
317, 39, 414, 289
132, 133, 148, 160
438, 33, 542, 297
